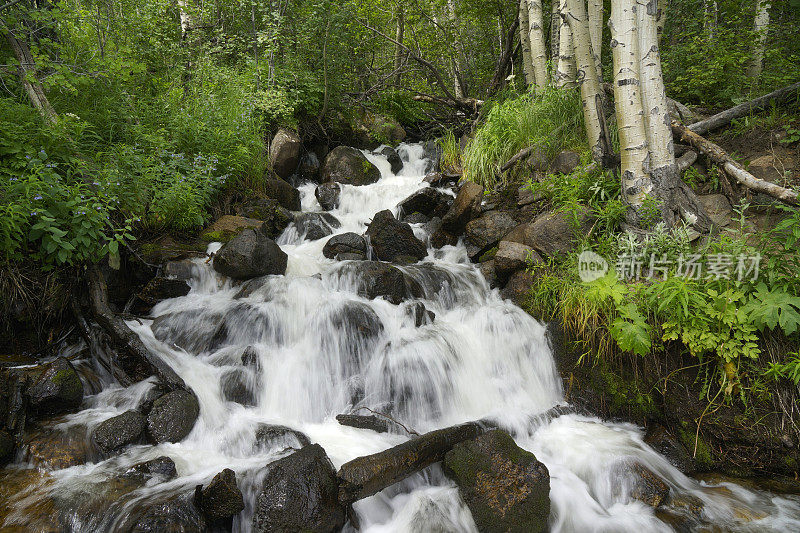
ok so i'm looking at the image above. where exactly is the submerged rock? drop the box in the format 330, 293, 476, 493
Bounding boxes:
213, 228, 288, 280
220, 367, 257, 406
23, 422, 93, 469
26, 357, 83, 417
252, 444, 346, 532
406, 301, 435, 326
322, 146, 381, 186
628, 462, 670, 507
376, 145, 403, 174
315, 182, 341, 210
322, 232, 367, 260
151, 309, 225, 353
365, 210, 427, 263
254, 423, 311, 451
146, 390, 200, 444
294, 212, 341, 241
269, 127, 302, 179
92, 410, 146, 454
124, 494, 208, 533
443, 429, 550, 533
125, 456, 178, 481
335, 261, 423, 305
195, 468, 245, 523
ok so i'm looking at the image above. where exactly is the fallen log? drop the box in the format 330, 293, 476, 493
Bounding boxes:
676, 150, 698, 173
671, 121, 798, 206
688, 81, 800, 137
87, 265, 187, 390
337, 422, 483, 504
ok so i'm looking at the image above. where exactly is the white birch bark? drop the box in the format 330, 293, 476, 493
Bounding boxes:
565, 0, 606, 161
609, 0, 651, 210
556, 0, 577, 88
747, 0, 770, 78
588, 0, 604, 79
656, 0, 667, 43
527, 0, 549, 88
519, 0, 535, 86
551, 0, 561, 67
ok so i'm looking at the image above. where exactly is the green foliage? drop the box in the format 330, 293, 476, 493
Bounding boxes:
463, 87, 584, 188
764, 351, 800, 385
439, 130, 463, 176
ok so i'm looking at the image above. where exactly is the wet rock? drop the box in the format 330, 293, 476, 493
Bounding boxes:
336, 261, 423, 305
322, 146, 381, 186
629, 462, 670, 507
264, 178, 301, 211
126, 456, 178, 480
323, 232, 367, 260
241, 346, 259, 369
464, 211, 518, 259
397, 188, 451, 219
406, 302, 435, 326
92, 410, 146, 454
220, 368, 257, 406
315, 182, 341, 210
335, 414, 391, 433
146, 390, 200, 444
549, 150, 581, 175
339, 423, 483, 503
164, 260, 196, 281
421, 140, 442, 173
697, 194, 733, 228
365, 210, 427, 263
254, 424, 311, 450
495, 241, 540, 281
207, 301, 279, 350
151, 309, 225, 353
27, 357, 83, 417
441, 181, 483, 235
523, 208, 594, 258
443, 429, 550, 533
298, 151, 322, 182
363, 113, 406, 145
402, 212, 430, 225
253, 444, 346, 532
376, 145, 403, 174
644, 424, 697, 474
126, 494, 208, 533
235, 197, 294, 238
0, 429, 14, 466
134, 277, 191, 313
478, 260, 498, 288
500, 270, 536, 306
23, 422, 93, 469
213, 229, 288, 280
294, 212, 341, 241
195, 468, 245, 523
269, 128, 302, 179
200, 214, 262, 243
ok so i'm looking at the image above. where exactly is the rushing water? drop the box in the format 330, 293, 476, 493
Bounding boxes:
4, 144, 800, 532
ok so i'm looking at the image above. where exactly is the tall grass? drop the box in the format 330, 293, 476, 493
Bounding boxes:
463, 87, 585, 189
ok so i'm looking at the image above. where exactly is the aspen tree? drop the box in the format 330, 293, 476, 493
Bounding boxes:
527, 0, 549, 87
519, 0, 536, 85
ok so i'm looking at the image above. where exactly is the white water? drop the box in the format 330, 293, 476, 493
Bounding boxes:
6, 143, 800, 531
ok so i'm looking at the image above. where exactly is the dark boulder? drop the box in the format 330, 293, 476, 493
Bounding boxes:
146, 391, 200, 444
315, 182, 341, 211
264, 178, 301, 211
134, 277, 191, 313
523, 208, 594, 259
628, 462, 670, 507
92, 410, 146, 454
406, 302, 435, 326
294, 212, 341, 241
335, 414, 391, 434
125, 494, 208, 533
321, 146, 381, 186
464, 211, 518, 259
549, 150, 581, 175
241, 346, 260, 369
500, 270, 536, 307
322, 232, 367, 260
299, 151, 322, 182
375, 145, 403, 174
151, 309, 225, 353
397, 188, 451, 219
195, 468, 245, 523
235, 198, 293, 239
441, 181, 483, 235
365, 210, 427, 263
252, 444, 346, 532
478, 259, 498, 289
0, 429, 14, 466
254, 424, 311, 451
494, 241, 540, 281
334, 261, 423, 305
443, 429, 550, 533
421, 140, 442, 174
213, 229, 288, 281
126, 456, 178, 481
220, 368, 257, 406
163, 260, 196, 281
26, 357, 83, 417
269, 128, 302, 179
644, 424, 697, 474
402, 212, 430, 225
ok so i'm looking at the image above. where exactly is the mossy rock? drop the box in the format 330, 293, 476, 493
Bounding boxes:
200, 215, 263, 243
26, 357, 83, 417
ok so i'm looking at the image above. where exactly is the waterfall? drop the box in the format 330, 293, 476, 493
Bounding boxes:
5, 143, 800, 532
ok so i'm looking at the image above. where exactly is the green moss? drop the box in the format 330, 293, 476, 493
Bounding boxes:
479, 246, 498, 263
677, 424, 715, 469
52, 368, 83, 403
199, 230, 232, 243
600, 366, 658, 419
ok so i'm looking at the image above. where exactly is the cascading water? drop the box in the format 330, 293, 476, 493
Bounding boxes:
4, 143, 800, 532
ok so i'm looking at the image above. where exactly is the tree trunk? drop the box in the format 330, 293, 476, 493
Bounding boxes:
551, 0, 561, 67
447, 0, 468, 98
394, 4, 404, 86
3, 28, 57, 125
703, 0, 717, 39
656, 0, 667, 43
527, 0, 549, 88
519, 0, 535, 86
747, 0, 770, 78
588, 0, 604, 79
565, 0, 606, 162
556, 0, 577, 88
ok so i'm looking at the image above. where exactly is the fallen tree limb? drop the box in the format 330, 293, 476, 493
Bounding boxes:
672, 121, 798, 206
688, 81, 800, 137
87, 265, 187, 390
412, 94, 484, 112
676, 150, 698, 173
337, 422, 483, 504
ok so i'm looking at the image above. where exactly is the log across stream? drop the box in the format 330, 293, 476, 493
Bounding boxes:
3, 144, 800, 531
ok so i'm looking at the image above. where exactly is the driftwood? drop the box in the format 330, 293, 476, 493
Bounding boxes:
337, 422, 483, 504
87, 266, 187, 390
688, 81, 800, 137
672, 121, 798, 206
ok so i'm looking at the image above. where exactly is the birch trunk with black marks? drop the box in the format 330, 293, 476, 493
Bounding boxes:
551, 0, 561, 67
519, 0, 535, 85
527, 0, 549, 88
747, 0, 770, 78
588, 0, 604, 79
556, 0, 577, 88
565, 0, 606, 162
394, 5, 404, 86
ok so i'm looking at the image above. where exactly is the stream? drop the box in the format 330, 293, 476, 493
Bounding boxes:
4, 144, 800, 532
